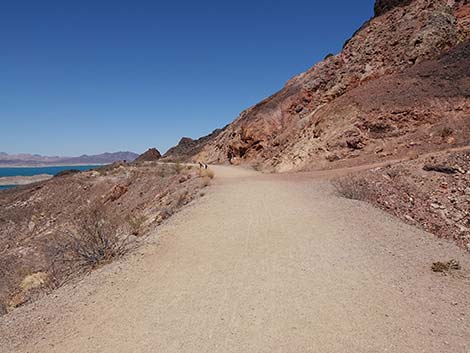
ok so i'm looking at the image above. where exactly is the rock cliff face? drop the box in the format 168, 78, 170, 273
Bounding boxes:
169, 0, 470, 171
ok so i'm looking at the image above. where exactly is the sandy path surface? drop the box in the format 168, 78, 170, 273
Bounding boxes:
1, 165, 469, 353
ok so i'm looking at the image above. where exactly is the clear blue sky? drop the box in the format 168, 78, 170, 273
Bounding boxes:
0, 0, 374, 156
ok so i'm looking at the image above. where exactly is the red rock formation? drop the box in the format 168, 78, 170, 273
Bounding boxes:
134, 148, 162, 162
169, 0, 470, 171
374, 0, 414, 16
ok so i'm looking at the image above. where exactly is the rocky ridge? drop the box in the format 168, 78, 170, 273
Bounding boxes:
134, 148, 162, 162
162, 128, 225, 162
170, 0, 470, 172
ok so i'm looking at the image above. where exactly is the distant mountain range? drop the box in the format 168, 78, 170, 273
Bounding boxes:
0, 151, 139, 166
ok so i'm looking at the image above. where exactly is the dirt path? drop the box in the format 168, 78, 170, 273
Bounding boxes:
1, 166, 469, 353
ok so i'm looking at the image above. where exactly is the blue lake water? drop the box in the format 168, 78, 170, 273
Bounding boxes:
0, 185, 16, 190
0, 165, 101, 178
0, 165, 102, 191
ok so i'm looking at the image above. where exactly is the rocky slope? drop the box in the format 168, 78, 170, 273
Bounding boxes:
0, 162, 210, 314
171, 0, 470, 171
332, 148, 470, 252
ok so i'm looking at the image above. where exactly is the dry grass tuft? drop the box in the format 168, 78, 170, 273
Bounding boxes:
432, 259, 461, 273
332, 176, 376, 201
126, 214, 147, 236
200, 176, 211, 187
173, 161, 184, 174
20, 272, 50, 292
67, 208, 129, 269
199, 168, 215, 179
438, 126, 454, 139
176, 190, 190, 207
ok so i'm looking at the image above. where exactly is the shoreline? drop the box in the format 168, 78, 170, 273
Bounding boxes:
0, 163, 106, 168
0, 174, 53, 186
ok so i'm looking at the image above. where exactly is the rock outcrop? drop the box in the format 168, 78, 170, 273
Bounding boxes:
374, 0, 414, 16
167, 0, 470, 172
134, 148, 162, 162
163, 128, 224, 162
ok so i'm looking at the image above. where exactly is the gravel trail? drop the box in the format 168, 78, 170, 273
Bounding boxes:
1, 165, 469, 353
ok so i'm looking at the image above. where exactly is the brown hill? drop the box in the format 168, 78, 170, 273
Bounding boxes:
0, 162, 209, 314
168, 0, 470, 171
134, 148, 162, 162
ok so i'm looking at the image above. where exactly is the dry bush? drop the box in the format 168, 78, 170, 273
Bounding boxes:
157, 165, 172, 177
332, 176, 376, 201
432, 259, 461, 273
199, 168, 215, 179
200, 176, 211, 187
438, 126, 454, 139
67, 208, 129, 268
173, 161, 184, 174
20, 272, 50, 292
54, 169, 81, 178
386, 168, 400, 179
95, 161, 127, 176
176, 190, 189, 207
126, 213, 147, 236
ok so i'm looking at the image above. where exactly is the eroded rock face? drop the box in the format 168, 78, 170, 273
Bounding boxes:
274, 41, 470, 171
374, 0, 414, 16
168, 0, 470, 171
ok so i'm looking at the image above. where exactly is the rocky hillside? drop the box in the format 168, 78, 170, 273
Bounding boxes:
170, 0, 470, 171
0, 162, 211, 314
332, 147, 470, 252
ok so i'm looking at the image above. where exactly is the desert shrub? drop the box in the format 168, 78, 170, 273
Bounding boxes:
68, 208, 129, 268
54, 169, 80, 178
126, 213, 147, 236
155, 208, 173, 224
176, 190, 189, 207
200, 176, 211, 187
199, 168, 215, 179
95, 162, 126, 176
157, 165, 171, 177
432, 259, 461, 273
20, 272, 50, 292
174, 161, 184, 174
386, 168, 400, 179
332, 176, 376, 201
438, 126, 453, 139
